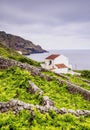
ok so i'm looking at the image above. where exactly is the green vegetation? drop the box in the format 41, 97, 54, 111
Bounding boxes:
43, 70, 90, 90
0, 66, 42, 104
0, 109, 90, 130
66, 74, 90, 90
31, 75, 90, 110
0, 42, 40, 66
81, 70, 90, 79
0, 66, 90, 129
0, 66, 90, 109
0, 43, 90, 130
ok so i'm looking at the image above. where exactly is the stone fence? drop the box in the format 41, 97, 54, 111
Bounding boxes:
28, 81, 43, 95
37, 72, 90, 101
0, 57, 41, 75
57, 79, 90, 101
0, 99, 90, 117
0, 57, 90, 101
0, 65, 8, 69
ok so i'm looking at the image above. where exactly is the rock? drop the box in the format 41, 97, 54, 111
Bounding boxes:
39, 106, 46, 113
39, 73, 53, 81
9, 99, 18, 107
6, 103, 10, 108
0, 57, 42, 77
59, 108, 67, 114
57, 78, 90, 101
0, 99, 90, 117
42, 96, 54, 107
17, 106, 24, 111
28, 81, 43, 95
67, 109, 77, 115
0, 31, 47, 55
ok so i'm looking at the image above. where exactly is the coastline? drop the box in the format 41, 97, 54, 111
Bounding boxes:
26, 49, 90, 70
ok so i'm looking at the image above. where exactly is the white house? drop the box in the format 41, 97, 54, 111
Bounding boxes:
41, 54, 72, 74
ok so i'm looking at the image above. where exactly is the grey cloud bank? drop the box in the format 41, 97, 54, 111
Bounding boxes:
0, 0, 90, 49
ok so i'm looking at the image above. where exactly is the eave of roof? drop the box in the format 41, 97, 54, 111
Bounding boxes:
55, 64, 68, 68
46, 54, 60, 60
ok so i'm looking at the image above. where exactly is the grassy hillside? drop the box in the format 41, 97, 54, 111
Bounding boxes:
43, 71, 90, 90
0, 66, 90, 130
0, 43, 90, 129
0, 42, 40, 66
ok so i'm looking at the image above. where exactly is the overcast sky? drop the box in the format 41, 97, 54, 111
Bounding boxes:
0, 0, 90, 50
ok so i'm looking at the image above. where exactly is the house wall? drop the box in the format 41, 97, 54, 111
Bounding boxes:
54, 55, 72, 69
44, 55, 69, 69
41, 54, 72, 73
54, 55, 69, 66
44, 59, 54, 69
52, 68, 68, 74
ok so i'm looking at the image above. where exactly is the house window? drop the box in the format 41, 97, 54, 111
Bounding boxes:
49, 60, 52, 65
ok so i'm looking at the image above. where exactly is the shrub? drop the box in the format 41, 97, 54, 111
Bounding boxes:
81, 70, 90, 79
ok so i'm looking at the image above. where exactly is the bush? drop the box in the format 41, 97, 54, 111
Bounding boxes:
81, 70, 90, 79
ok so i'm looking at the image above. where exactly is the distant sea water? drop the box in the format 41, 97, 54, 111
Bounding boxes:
26, 50, 90, 70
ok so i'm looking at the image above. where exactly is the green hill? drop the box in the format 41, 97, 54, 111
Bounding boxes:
0, 43, 90, 130
0, 42, 40, 66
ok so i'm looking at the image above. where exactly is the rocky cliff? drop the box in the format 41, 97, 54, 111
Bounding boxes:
0, 31, 46, 55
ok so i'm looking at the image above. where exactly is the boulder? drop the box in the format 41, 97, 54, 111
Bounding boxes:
42, 96, 54, 107
28, 81, 43, 95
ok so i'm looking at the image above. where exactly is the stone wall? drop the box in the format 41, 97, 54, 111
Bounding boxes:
0, 57, 41, 76
0, 57, 90, 117
0, 99, 90, 117
38, 72, 90, 101
28, 81, 43, 95
0, 57, 90, 103
35, 69, 90, 101
57, 79, 90, 101
28, 81, 55, 108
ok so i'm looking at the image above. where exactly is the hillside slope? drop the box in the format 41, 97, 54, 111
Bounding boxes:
0, 44, 90, 129
0, 56, 90, 129
0, 31, 46, 55
0, 42, 40, 66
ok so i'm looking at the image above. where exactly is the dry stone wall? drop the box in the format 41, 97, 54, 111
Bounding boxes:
28, 81, 43, 95
28, 81, 55, 108
42, 96, 54, 107
0, 56, 41, 75
0, 56, 90, 115
57, 79, 90, 101
0, 99, 90, 117
0, 57, 90, 101
38, 72, 90, 101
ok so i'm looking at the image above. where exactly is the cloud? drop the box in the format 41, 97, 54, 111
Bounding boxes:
1, 0, 90, 24
0, 0, 90, 49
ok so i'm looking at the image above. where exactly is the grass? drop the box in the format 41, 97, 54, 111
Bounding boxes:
43, 70, 90, 91
0, 110, 90, 130
31, 75, 90, 110
0, 66, 42, 104
0, 66, 90, 110
66, 74, 90, 90
0, 37, 90, 129
0, 42, 40, 66
0, 66, 90, 130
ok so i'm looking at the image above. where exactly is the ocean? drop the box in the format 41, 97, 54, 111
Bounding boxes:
26, 50, 90, 70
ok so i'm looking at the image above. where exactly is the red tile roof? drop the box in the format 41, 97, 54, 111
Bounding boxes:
55, 64, 68, 69
50, 68, 55, 70
46, 54, 60, 60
